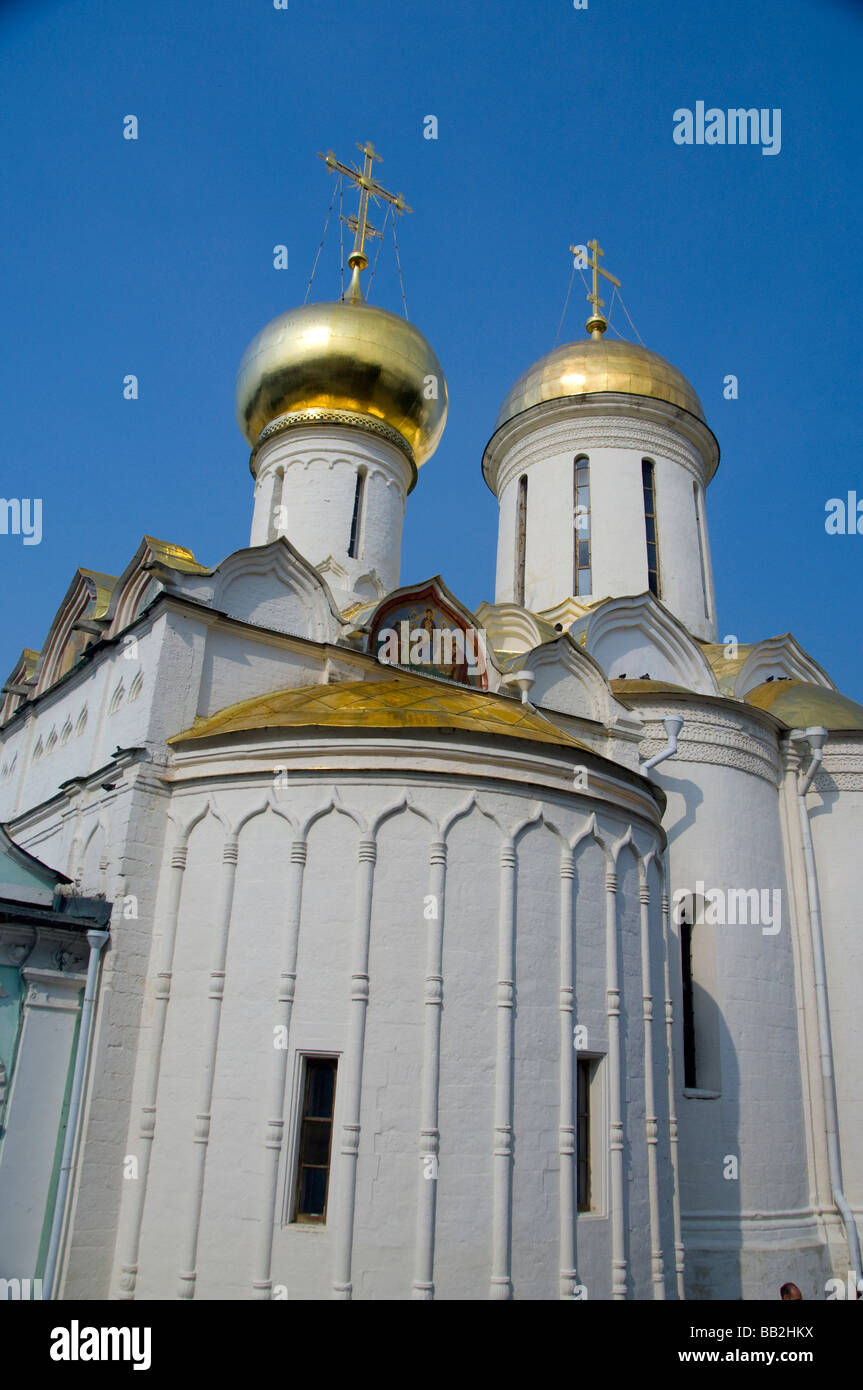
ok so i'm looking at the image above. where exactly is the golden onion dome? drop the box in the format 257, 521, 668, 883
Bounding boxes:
235, 300, 448, 467
492, 336, 706, 432
744, 680, 863, 731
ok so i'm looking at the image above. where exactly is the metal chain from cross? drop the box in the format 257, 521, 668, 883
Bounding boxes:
318, 141, 412, 303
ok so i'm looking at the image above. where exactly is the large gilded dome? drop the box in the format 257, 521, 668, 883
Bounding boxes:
235, 300, 448, 466
492, 336, 706, 432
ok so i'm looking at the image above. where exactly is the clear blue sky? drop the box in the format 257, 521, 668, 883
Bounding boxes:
2, 0, 862, 695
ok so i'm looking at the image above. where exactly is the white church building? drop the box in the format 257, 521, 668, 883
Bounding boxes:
1, 150, 861, 1301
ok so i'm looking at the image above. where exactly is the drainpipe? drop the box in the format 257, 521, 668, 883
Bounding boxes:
43, 927, 109, 1299
640, 715, 684, 777
501, 670, 536, 704
790, 726, 862, 1289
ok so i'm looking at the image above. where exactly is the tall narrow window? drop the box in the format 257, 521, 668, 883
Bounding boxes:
293, 1057, 338, 1224
693, 482, 710, 620
576, 1058, 591, 1211
573, 455, 591, 596
348, 470, 366, 559
515, 474, 528, 606
680, 909, 697, 1089
642, 459, 660, 597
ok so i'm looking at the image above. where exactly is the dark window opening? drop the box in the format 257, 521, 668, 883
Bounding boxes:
693, 481, 710, 620
293, 1057, 338, 1223
577, 1058, 591, 1211
515, 474, 528, 606
642, 459, 660, 598
348, 471, 365, 559
680, 911, 697, 1089
574, 456, 591, 596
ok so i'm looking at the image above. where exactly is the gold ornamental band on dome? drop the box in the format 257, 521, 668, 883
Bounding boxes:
248, 407, 418, 483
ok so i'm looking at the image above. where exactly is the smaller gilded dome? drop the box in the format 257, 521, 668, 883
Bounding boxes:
235, 301, 447, 466
493, 337, 706, 433
745, 681, 863, 731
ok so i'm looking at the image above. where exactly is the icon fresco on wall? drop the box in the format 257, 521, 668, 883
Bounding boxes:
368, 582, 489, 690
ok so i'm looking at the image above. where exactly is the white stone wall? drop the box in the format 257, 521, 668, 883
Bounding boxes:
249, 426, 413, 595
803, 738, 863, 1264
637, 700, 828, 1299
0, 762, 172, 1299
0, 619, 163, 828
488, 403, 718, 641
0, 602, 344, 860
108, 764, 674, 1301
0, 963, 85, 1279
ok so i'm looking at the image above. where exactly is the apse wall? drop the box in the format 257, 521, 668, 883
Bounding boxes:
111, 769, 676, 1301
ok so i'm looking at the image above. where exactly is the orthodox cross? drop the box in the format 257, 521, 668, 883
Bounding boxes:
570, 238, 621, 337
318, 141, 412, 302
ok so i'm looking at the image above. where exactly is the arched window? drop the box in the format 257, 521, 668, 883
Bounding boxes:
677, 892, 721, 1093
680, 905, 697, 1088
573, 455, 591, 596
693, 482, 710, 619
515, 474, 528, 606
641, 459, 660, 597
348, 469, 366, 559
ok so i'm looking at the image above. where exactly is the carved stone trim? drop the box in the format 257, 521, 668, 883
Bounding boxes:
811, 738, 863, 790
813, 769, 863, 792
252, 408, 415, 468
637, 706, 782, 785
489, 402, 713, 497
21, 966, 86, 1010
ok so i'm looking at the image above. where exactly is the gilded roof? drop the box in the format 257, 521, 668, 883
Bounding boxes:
80, 570, 118, 619
744, 681, 863, 731
144, 536, 210, 575
698, 642, 754, 696
610, 678, 695, 700
234, 301, 448, 466
169, 675, 589, 750
492, 337, 706, 432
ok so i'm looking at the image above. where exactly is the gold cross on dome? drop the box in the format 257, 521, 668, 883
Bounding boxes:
342, 212, 381, 244
570, 237, 621, 338
318, 141, 412, 302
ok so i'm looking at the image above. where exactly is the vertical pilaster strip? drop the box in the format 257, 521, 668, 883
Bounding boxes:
250, 464, 281, 546
99, 851, 109, 899
252, 838, 308, 1299
116, 840, 187, 1299
606, 866, 627, 1299
661, 880, 685, 1296
640, 878, 665, 1298
559, 850, 577, 1299
331, 837, 377, 1300
177, 835, 240, 1299
412, 839, 446, 1300
490, 841, 516, 1300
